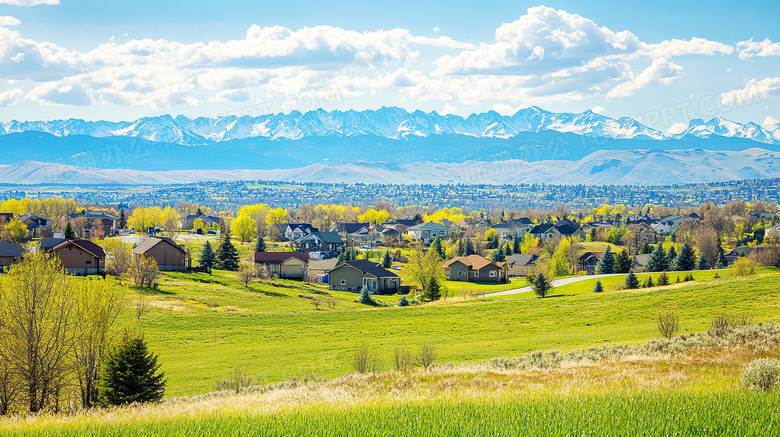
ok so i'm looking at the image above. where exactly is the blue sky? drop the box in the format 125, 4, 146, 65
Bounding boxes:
0, 0, 779, 132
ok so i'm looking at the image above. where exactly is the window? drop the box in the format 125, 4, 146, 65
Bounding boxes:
341, 279, 346, 285
489, 271, 496, 277
458, 271, 462, 277
474, 271, 479, 277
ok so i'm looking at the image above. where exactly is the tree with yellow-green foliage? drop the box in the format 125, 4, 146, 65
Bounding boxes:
548, 238, 572, 277
126, 206, 164, 232
232, 215, 256, 242
5, 218, 27, 243
520, 231, 540, 255
402, 243, 446, 293
358, 208, 390, 225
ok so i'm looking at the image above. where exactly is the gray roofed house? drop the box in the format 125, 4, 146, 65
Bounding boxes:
491, 219, 533, 241
293, 231, 344, 256
307, 259, 340, 281
133, 237, 186, 271
0, 241, 24, 268
327, 259, 399, 293
408, 222, 450, 245
506, 253, 539, 276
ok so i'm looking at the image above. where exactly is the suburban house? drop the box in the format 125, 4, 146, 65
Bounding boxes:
0, 242, 24, 269
180, 213, 221, 229
293, 231, 344, 257
37, 238, 106, 275
491, 218, 533, 241
768, 223, 780, 240
282, 224, 318, 241
578, 252, 602, 275
724, 246, 764, 265
20, 213, 54, 239
505, 253, 539, 276
555, 220, 585, 240
132, 237, 187, 271
408, 222, 450, 245
633, 254, 651, 272
307, 258, 340, 282
327, 259, 400, 293
68, 211, 118, 237
530, 223, 561, 242
254, 251, 309, 279
441, 255, 508, 283
626, 221, 659, 244
332, 222, 371, 237
381, 218, 418, 236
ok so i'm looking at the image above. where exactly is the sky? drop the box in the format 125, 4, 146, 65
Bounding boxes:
0, 0, 779, 132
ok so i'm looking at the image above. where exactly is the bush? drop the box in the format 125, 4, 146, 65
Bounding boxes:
731, 257, 757, 276
741, 358, 780, 391
352, 345, 380, 374
215, 368, 254, 394
359, 286, 376, 306
592, 280, 603, 293
398, 296, 409, 307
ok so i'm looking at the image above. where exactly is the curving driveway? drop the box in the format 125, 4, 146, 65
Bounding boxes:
481, 273, 624, 298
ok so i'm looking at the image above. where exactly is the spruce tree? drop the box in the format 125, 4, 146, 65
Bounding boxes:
198, 241, 215, 268
614, 249, 632, 273
640, 242, 652, 254
644, 276, 654, 288
673, 243, 696, 271
645, 244, 668, 272
666, 246, 677, 270
456, 239, 465, 257
492, 244, 506, 262
359, 286, 375, 305
382, 250, 392, 268
595, 246, 614, 274
697, 253, 708, 271
64, 221, 76, 239
714, 249, 728, 269
424, 276, 442, 301
532, 273, 552, 298
464, 239, 475, 256
398, 296, 409, 307
593, 280, 603, 293
254, 236, 266, 253
215, 231, 240, 271
625, 271, 639, 289
118, 209, 126, 229
658, 271, 670, 286
431, 237, 444, 259
504, 241, 513, 256
512, 235, 521, 255
98, 333, 166, 406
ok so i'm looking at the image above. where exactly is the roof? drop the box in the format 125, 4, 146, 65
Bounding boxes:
634, 254, 651, 266
408, 222, 449, 231
442, 255, 503, 270
47, 239, 106, 258
0, 242, 24, 257
383, 219, 417, 227
301, 231, 344, 244
492, 218, 533, 229
254, 251, 309, 264
133, 237, 185, 255
530, 224, 555, 234
183, 214, 221, 224
506, 254, 539, 266
84, 211, 117, 220
725, 246, 764, 257
334, 222, 370, 234
578, 251, 602, 262
286, 223, 317, 233
331, 260, 398, 278
308, 259, 340, 271
554, 220, 580, 235
39, 237, 68, 251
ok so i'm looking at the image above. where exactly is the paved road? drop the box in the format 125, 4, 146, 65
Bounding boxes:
481, 273, 624, 298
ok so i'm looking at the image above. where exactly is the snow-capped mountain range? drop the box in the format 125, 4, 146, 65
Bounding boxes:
2, 106, 779, 145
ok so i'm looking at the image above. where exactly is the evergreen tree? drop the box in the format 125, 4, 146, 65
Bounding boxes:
640, 242, 652, 254
697, 253, 708, 271
198, 241, 215, 268
398, 296, 409, 307
118, 209, 126, 229
215, 231, 240, 271
504, 241, 513, 256
359, 286, 375, 305
532, 273, 553, 298
595, 246, 614, 274
675, 276, 681, 283
424, 276, 442, 301
431, 237, 444, 259
714, 249, 728, 269
614, 249, 632, 273
98, 333, 166, 406
658, 271, 670, 286
464, 239, 475, 256
492, 243, 506, 262
382, 250, 392, 268
625, 271, 640, 289
645, 244, 668, 272
643, 276, 654, 288
666, 246, 677, 270
64, 221, 76, 239
512, 235, 521, 254
455, 239, 465, 257
593, 280, 603, 293
254, 236, 266, 253
672, 243, 696, 271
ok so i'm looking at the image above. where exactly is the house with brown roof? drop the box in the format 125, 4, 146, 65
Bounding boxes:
38, 238, 106, 275
132, 237, 187, 271
441, 255, 508, 283
254, 251, 309, 279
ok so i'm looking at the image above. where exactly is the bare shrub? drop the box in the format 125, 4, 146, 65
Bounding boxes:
352, 345, 380, 374
415, 343, 438, 371
105, 245, 131, 277
310, 299, 322, 310
134, 290, 148, 320
657, 310, 679, 339
326, 297, 338, 310
710, 312, 753, 337
237, 262, 257, 287
131, 255, 160, 288
392, 347, 413, 372
215, 368, 254, 394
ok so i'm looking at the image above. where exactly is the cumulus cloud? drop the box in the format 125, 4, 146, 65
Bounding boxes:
0, 0, 58, 4
0, 87, 22, 106
720, 78, 780, 106
737, 38, 780, 59
640, 37, 734, 58
0, 16, 21, 26
607, 58, 683, 99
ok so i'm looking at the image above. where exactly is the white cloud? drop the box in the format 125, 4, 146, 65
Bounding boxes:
0, 0, 58, 4
592, 105, 605, 114
441, 102, 457, 114
640, 37, 733, 58
737, 38, 780, 59
0, 16, 21, 26
0, 87, 22, 106
433, 26, 440, 33
607, 58, 683, 99
720, 77, 780, 106
26, 83, 90, 106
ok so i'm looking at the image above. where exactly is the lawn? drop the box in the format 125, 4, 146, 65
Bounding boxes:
119, 268, 780, 397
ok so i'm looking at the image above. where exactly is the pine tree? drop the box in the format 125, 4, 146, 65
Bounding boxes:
512, 235, 521, 255
658, 271, 670, 286
455, 239, 465, 257
640, 242, 652, 254
464, 239, 475, 256
714, 249, 728, 269
118, 209, 126, 229
382, 250, 392, 268
64, 221, 76, 239
644, 276, 654, 288
398, 296, 409, 307
593, 280, 603, 293
645, 244, 668, 272
532, 273, 553, 298
254, 236, 266, 253
625, 271, 640, 289
215, 231, 240, 271
431, 237, 444, 259
492, 243, 506, 262
595, 246, 614, 274
666, 246, 677, 270
614, 249, 632, 273
504, 241, 513, 256
672, 243, 696, 271
198, 241, 215, 268
697, 253, 708, 271
98, 332, 166, 406
424, 276, 442, 301
359, 286, 375, 305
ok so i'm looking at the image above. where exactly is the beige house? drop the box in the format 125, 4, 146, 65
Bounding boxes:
441, 255, 508, 283
407, 222, 450, 245
307, 259, 340, 281
133, 237, 187, 271
327, 260, 400, 293
254, 252, 309, 279
0, 242, 24, 269
38, 238, 106, 275
506, 253, 539, 276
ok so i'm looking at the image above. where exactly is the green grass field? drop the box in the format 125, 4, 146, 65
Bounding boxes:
127, 268, 780, 397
